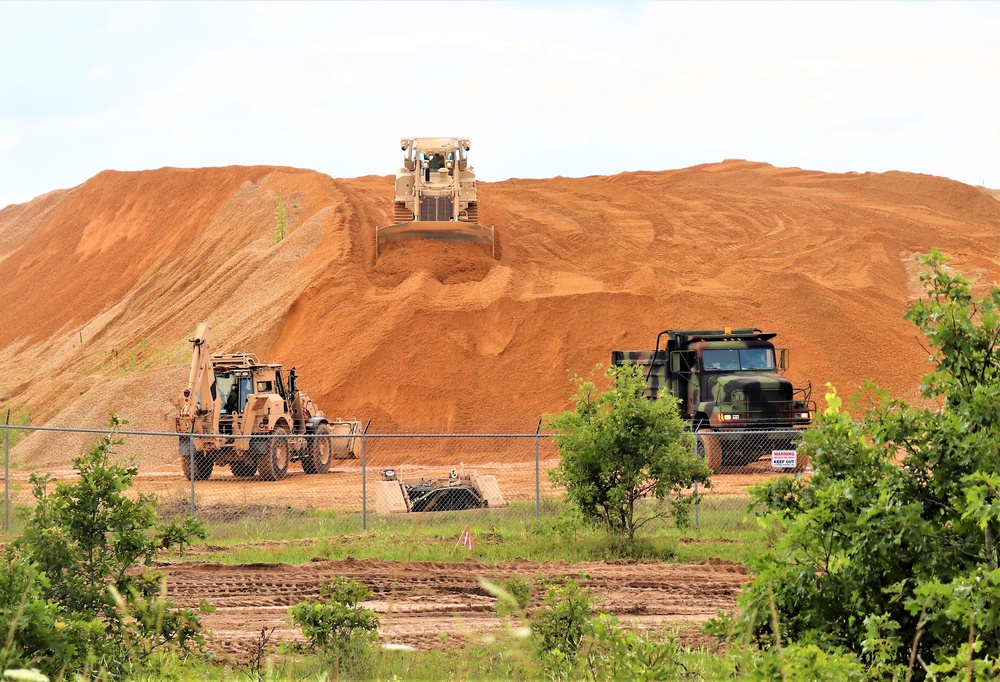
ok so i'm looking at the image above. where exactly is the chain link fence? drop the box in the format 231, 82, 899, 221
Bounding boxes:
1, 423, 811, 534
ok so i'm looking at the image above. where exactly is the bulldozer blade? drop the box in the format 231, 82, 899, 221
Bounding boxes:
376, 221, 495, 258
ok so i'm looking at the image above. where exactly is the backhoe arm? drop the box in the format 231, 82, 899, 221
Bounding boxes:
178, 322, 220, 435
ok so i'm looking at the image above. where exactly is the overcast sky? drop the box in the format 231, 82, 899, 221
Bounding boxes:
1, 1, 998, 209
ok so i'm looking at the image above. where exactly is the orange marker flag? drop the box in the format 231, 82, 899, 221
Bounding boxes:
453, 525, 475, 555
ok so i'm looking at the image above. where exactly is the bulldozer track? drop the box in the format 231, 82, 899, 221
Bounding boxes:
393, 202, 414, 223
156, 557, 746, 657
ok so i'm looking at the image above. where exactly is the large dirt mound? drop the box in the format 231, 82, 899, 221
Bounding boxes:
1, 161, 998, 467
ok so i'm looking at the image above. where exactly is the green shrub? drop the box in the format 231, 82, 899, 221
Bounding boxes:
4, 415, 206, 679
530, 578, 594, 675
581, 616, 700, 681
0, 554, 100, 675
727, 251, 1000, 676
288, 577, 379, 675
492, 575, 534, 618
744, 643, 865, 681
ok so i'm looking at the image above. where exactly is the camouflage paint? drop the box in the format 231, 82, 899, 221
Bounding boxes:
612, 329, 814, 431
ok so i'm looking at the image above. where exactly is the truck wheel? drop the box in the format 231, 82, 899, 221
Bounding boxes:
302, 423, 333, 474
696, 430, 723, 473
258, 426, 290, 481
180, 450, 214, 481
230, 461, 257, 478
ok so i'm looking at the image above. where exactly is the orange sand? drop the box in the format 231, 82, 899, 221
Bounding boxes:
1, 161, 998, 468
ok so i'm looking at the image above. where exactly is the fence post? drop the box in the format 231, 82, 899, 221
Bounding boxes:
188, 436, 196, 516
534, 420, 541, 520
361, 433, 367, 532
4, 423, 9, 533
693, 480, 699, 530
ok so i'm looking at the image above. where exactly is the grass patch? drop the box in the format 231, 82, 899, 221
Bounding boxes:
1, 404, 32, 448
176, 496, 764, 566
128, 627, 736, 681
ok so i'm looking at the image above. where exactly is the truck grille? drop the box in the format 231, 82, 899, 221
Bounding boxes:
419, 197, 454, 221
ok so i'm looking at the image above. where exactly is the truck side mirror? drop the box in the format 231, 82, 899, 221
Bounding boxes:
670, 352, 681, 373
779, 349, 788, 371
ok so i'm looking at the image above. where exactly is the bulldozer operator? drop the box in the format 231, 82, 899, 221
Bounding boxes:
424, 152, 446, 180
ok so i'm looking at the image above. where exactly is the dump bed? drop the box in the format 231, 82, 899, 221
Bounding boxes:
611, 350, 670, 400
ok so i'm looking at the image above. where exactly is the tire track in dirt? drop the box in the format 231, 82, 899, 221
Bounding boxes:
157, 557, 747, 657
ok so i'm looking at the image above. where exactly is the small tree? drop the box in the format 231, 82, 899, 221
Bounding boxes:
547, 364, 712, 540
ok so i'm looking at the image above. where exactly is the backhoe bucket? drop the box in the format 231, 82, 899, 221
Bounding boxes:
376, 221, 495, 258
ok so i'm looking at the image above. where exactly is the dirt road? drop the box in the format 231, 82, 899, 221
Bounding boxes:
158, 557, 746, 658
5, 457, 791, 509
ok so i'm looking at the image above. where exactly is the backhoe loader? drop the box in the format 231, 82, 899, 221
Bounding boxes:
174, 322, 359, 481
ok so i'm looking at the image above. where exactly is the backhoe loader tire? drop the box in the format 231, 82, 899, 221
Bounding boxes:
696, 429, 723, 473
258, 426, 290, 481
302, 423, 333, 474
230, 461, 257, 478
180, 449, 214, 481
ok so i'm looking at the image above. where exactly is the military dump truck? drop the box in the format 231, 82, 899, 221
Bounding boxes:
376, 137, 495, 257
375, 468, 505, 516
612, 328, 814, 471
174, 323, 360, 481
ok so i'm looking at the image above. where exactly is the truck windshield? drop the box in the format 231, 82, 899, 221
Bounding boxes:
703, 348, 775, 372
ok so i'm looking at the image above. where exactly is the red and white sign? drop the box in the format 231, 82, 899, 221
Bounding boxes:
771, 450, 798, 468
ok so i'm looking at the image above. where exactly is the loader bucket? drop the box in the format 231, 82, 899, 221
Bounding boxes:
376, 221, 495, 258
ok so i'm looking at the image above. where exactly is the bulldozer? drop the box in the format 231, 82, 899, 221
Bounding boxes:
376, 137, 495, 257
174, 322, 360, 481
375, 467, 505, 516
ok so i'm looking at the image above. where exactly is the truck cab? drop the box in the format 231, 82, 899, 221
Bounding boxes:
613, 328, 814, 431
674, 334, 810, 429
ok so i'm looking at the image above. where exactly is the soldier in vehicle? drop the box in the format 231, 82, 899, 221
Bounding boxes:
427, 153, 446, 172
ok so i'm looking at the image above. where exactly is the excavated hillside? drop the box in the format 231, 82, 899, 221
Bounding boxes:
1, 161, 998, 468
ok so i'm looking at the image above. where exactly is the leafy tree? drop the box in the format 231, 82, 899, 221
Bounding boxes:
728, 251, 1000, 676
3, 415, 207, 679
547, 364, 712, 540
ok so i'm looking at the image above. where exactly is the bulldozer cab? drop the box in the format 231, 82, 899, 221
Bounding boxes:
407, 139, 466, 175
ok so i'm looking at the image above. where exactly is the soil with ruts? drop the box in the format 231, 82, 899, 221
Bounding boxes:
157, 556, 746, 659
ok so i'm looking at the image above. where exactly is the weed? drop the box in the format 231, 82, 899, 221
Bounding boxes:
273, 199, 288, 244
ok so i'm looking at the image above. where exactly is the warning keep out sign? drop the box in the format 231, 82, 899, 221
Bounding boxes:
771, 450, 798, 468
